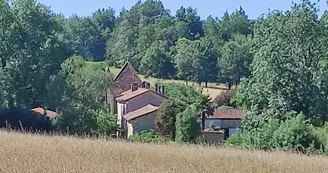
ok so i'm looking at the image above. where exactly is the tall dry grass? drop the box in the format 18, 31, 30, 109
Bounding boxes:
0, 131, 327, 173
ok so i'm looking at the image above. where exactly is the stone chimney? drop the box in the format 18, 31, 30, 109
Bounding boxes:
161, 85, 165, 95
155, 84, 159, 93
146, 82, 151, 89
141, 81, 146, 88
158, 85, 162, 94
131, 83, 138, 92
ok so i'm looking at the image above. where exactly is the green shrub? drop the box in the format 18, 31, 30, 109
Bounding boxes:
272, 113, 321, 152
175, 106, 201, 143
240, 117, 280, 150
213, 89, 236, 107
129, 130, 169, 143
155, 99, 185, 140
234, 112, 322, 153
225, 133, 243, 146
91, 109, 117, 136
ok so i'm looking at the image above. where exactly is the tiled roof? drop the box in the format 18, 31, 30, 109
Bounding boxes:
113, 62, 142, 96
116, 88, 166, 102
209, 109, 247, 119
31, 107, 60, 118
31, 107, 45, 115
45, 110, 60, 118
123, 104, 159, 121
116, 88, 150, 102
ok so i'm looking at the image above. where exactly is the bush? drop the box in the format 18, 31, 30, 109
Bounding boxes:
234, 112, 322, 153
91, 109, 117, 136
213, 89, 236, 107
163, 83, 204, 105
225, 133, 243, 146
238, 117, 280, 150
129, 129, 169, 143
175, 106, 201, 143
272, 113, 321, 152
155, 100, 185, 140
0, 108, 53, 132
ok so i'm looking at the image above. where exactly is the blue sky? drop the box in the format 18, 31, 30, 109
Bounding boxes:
37, 0, 327, 19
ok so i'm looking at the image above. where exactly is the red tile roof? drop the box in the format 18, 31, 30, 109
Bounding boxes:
116, 88, 166, 102
31, 107, 45, 115
45, 110, 60, 118
31, 107, 60, 118
123, 104, 159, 121
210, 109, 247, 119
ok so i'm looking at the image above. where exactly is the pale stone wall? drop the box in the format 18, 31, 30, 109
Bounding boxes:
126, 92, 165, 113
199, 132, 225, 144
126, 111, 157, 138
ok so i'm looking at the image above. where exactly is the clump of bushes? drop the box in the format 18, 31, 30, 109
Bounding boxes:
175, 106, 201, 143
226, 113, 325, 154
0, 108, 54, 132
129, 130, 169, 143
212, 89, 236, 107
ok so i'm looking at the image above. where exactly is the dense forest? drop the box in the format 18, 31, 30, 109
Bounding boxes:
3, 0, 328, 153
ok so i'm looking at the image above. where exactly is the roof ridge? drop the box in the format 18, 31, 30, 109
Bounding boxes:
123, 104, 159, 121
114, 61, 141, 81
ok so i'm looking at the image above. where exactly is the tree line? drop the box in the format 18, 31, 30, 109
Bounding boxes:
0, 0, 252, 133
60, 0, 253, 88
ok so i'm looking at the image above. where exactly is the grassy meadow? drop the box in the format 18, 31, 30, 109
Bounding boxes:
86, 61, 225, 100
0, 131, 327, 173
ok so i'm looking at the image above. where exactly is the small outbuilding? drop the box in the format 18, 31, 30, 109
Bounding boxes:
205, 109, 246, 139
123, 104, 159, 138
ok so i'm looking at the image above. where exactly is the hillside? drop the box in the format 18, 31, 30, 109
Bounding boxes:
0, 131, 327, 173
86, 61, 225, 100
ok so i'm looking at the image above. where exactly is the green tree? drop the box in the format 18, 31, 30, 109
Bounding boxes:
64, 16, 105, 60
164, 83, 204, 105
0, 0, 70, 109
91, 108, 117, 135
155, 99, 185, 140
218, 34, 252, 89
91, 8, 116, 38
48, 56, 114, 134
236, 2, 326, 124
204, 16, 224, 50
140, 41, 175, 78
273, 113, 320, 152
107, 1, 170, 68
175, 7, 203, 40
218, 7, 252, 41
175, 106, 201, 142
175, 37, 217, 85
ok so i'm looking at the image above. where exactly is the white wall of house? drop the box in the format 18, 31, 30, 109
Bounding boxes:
117, 103, 127, 137
117, 103, 126, 125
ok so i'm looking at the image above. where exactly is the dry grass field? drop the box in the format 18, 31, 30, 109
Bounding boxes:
0, 131, 328, 173
86, 61, 225, 99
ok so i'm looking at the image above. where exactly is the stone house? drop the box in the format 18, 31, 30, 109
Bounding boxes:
105, 61, 143, 114
116, 86, 166, 138
205, 109, 246, 139
106, 61, 166, 138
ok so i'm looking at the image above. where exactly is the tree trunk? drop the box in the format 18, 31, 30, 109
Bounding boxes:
228, 83, 232, 90
201, 112, 206, 131
8, 95, 14, 109
205, 82, 208, 88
